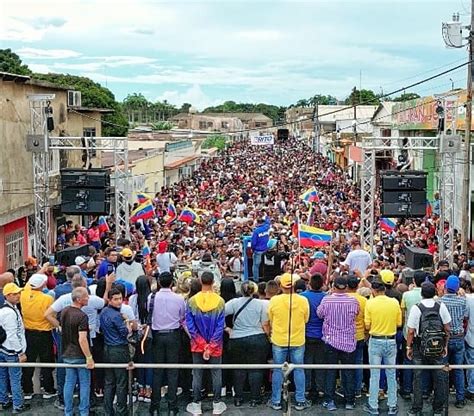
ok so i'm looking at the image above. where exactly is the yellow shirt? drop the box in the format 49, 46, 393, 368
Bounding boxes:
20, 287, 54, 331
268, 293, 309, 347
365, 295, 401, 337
348, 292, 367, 341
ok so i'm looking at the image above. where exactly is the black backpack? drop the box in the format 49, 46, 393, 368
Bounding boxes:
417, 302, 446, 358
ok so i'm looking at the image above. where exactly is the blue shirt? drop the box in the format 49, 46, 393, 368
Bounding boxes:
441, 293, 468, 336
97, 260, 115, 280
99, 305, 129, 346
251, 218, 270, 252
300, 290, 326, 339
53, 282, 73, 300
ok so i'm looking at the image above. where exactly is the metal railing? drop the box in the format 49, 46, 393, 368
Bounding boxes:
3, 362, 474, 415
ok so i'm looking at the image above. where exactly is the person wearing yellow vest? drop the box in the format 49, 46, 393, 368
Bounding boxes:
268, 273, 311, 411
363, 279, 402, 416
20, 273, 55, 400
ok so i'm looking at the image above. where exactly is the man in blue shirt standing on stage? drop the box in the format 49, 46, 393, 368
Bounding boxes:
251, 215, 270, 282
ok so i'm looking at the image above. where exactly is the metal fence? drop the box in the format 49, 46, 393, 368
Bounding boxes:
3, 362, 474, 415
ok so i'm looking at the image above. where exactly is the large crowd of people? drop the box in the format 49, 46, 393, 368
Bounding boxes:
0, 137, 473, 415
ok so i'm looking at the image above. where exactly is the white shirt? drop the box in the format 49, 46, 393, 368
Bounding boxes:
0, 302, 26, 354
342, 249, 372, 275
115, 261, 145, 285
156, 252, 178, 273
465, 295, 474, 348
406, 298, 452, 336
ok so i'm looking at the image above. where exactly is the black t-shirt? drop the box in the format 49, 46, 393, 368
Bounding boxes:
60, 306, 89, 359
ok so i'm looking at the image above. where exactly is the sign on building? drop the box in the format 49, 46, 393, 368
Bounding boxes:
251, 135, 274, 145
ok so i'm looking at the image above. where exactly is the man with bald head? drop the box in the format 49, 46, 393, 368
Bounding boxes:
0, 271, 14, 306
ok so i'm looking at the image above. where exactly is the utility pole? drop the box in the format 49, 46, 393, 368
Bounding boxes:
462, 2, 474, 252
353, 86, 358, 143
312, 103, 320, 153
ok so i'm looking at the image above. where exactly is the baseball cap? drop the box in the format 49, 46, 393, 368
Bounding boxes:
380, 269, 395, 285
3, 282, 23, 296
445, 275, 460, 293
28, 273, 47, 289
158, 241, 168, 254
311, 251, 325, 260
75, 256, 88, 266
121, 248, 133, 258
280, 273, 296, 289
334, 276, 348, 290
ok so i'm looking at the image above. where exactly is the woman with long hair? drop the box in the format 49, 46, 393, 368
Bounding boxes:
129, 275, 153, 402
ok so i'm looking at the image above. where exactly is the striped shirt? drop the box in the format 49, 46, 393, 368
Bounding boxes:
440, 294, 467, 336
317, 292, 359, 353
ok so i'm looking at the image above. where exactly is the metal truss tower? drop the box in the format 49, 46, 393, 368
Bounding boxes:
28, 96, 129, 259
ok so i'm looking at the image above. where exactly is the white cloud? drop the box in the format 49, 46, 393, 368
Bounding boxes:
17, 47, 81, 59
235, 30, 283, 41
157, 85, 223, 110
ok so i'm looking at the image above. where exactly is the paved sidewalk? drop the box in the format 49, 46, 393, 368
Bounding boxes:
13, 393, 474, 415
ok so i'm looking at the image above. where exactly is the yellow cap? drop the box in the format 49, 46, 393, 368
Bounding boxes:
380, 269, 395, 285
3, 282, 23, 296
121, 248, 133, 258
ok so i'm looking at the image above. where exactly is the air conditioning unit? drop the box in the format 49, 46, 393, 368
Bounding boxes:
67, 90, 82, 107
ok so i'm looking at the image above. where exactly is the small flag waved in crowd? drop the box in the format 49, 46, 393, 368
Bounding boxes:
178, 207, 201, 224
136, 192, 153, 204
142, 240, 151, 257
165, 200, 177, 225
300, 186, 320, 203
130, 200, 155, 223
426, 200, 433, 217
298, 224, 332, 247
380, 217, 396, 233
98, 216, 109, 233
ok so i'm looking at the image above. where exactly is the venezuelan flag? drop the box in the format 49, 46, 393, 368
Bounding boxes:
165, 200, 177, 225
136, 192, 153, 204
142, 241, 151, 257
130, 200, 155, 223
300, 187, 320, 203
98, 216, 109, 233
178, 208, 201, 224
426, 200, 433, 217
298, 224, 332, 247
380, 217, 396, 233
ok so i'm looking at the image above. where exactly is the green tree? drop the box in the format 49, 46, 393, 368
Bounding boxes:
179, 102, 192, 113
202, 134, 227, 150
392, 92, 421, 102
203, 101, 286, 124
0, 48, 32, 75
344, 87, 380, 106
33, 72, 128, 136
308, 94, 338, 106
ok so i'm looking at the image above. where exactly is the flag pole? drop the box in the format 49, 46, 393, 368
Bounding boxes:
326, 231, 334, 286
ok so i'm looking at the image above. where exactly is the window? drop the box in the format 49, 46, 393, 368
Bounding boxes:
221, 121, 229, 129
83, 128, 97, 157
6, 230, 25, 270
207, 121, 213, 128
199, 121, 207, 129
255, 122, 266, 128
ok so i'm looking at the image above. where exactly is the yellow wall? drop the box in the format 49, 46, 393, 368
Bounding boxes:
130, 152, 165, 197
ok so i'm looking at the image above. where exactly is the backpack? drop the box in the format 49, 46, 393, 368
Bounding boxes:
417, 302, 446, 358
0, 304, 20, 345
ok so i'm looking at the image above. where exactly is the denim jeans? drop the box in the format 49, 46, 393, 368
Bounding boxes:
191, 353, 222, 403
272, 345, 305, 404
466, 343, 474, 394
53, 330, 66, 403
368, 338, 397, 409
252, 251, 265, 282
354, 340, 365, 393
444, 337, 465, 401
64, 357, 91, 416
412, 346, 447, 413
0, 351, 23, 409
324, 343, 356, 404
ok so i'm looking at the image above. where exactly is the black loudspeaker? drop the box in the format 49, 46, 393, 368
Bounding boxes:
61, 169, 110, 188
381, 171, 427, 190
381, 202, 427, 217
61, 188, 110, 215
55, 244, 90, 266
404, 246, 433, 270
382, 190, 426, 203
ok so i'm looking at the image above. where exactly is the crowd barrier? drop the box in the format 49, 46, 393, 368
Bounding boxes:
3, 362, 474, 415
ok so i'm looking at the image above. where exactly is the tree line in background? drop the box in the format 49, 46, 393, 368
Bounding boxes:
1, 48, 423, 135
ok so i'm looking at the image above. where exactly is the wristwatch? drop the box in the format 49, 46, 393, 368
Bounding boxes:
406, 345, 412, 350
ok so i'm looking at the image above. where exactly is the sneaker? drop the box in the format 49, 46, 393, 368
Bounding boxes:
399, 391, 411, 400
249, 400, 259, 408
267, 400, 282, 411
466, 391, 474, 401
362, 403, 379, 415
23, 394, 33, 400
177, 387, 183, 396
378, 390, 386, 400
42, 389, 57, 399
186, 401, 202, 415
13, 404, 31, 414
212, 401, 227, 415
1, 401, 12, 410
322, 400, 337, 411
95, 389, 104, 398
53, 399, 65, 410
221, 387, 227, 397
455, 400, 466, 409
294, 400, 312, 411
345, 402, 355, 410
407, 409, 422, 416
355, 391, 362, 399
388, 405, 398, 415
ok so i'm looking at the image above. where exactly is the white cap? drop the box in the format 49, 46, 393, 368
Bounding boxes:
75, 256, 87, 266
29, 273, 47, 289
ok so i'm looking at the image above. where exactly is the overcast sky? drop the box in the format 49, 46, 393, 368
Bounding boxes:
0, 0, 469, 109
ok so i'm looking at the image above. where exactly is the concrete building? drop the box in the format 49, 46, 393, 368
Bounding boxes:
0, 72, 109, 271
